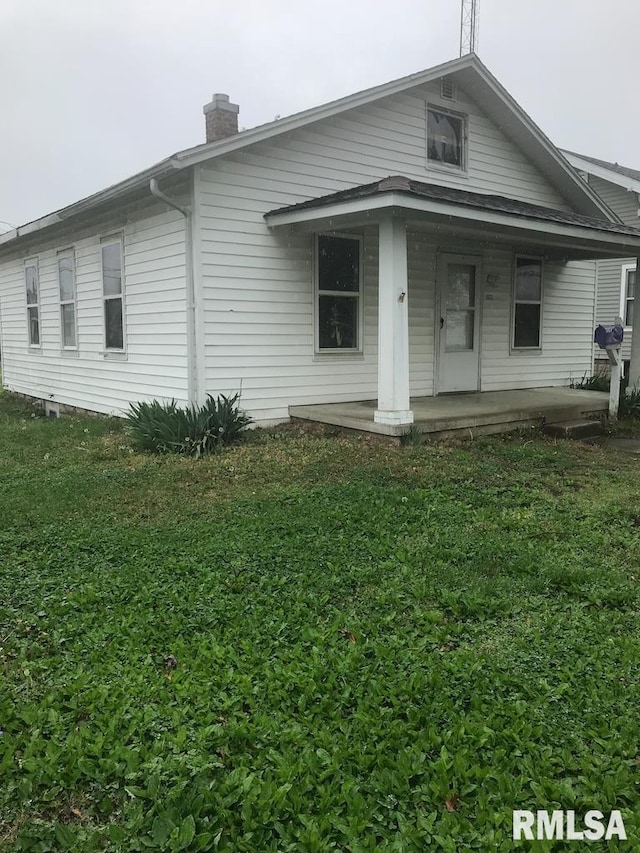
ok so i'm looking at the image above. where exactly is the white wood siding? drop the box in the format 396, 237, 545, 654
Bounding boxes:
593, 258, 633, 362
480, 257, 596, 388
589, 176, 639, 227
198, 190, 594, 422
587, 176, 640, 363
0, 195, 189, 415
197, 81, 583, 422
0, 77, 593, 421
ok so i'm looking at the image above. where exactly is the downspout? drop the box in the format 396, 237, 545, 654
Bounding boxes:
149, 177, 198, 405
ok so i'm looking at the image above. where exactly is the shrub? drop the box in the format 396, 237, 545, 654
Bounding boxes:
126, 394, 252, 456
619, 387, 640, 420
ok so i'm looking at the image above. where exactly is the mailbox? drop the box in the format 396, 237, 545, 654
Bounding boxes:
594, 324, 624, 349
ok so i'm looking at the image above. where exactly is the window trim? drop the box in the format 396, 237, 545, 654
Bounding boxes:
100, 234, 126, 353
620, 262, 636, 329
57, 248, 77, 350
24, 257, 41, 349
511, 254, 544, 352
426, 103, 468, 174
313, 232, 364, 355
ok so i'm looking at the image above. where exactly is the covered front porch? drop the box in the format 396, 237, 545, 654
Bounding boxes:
290, 387, 609, 437
265, 175, 640, 435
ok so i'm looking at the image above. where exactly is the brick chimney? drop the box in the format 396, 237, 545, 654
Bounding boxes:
203, 93, 239, 143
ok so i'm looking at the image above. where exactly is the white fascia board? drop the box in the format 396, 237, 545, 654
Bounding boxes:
177, 57, 614, 224
466, 67, 618, 222
173, 56, 476, 168
562, 152, 640, 194
0, 57, 474, 250
265, 193, 640, 254
0, 160, 176, 250
265, 194, 405, 226
0, 53, 617, 250
0, 216, 59, 246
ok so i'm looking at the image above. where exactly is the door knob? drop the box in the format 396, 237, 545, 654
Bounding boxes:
440, 317, 444, 329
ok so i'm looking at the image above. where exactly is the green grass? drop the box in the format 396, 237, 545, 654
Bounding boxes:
2, 392, 640, 851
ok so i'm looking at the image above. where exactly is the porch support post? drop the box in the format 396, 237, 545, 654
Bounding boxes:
607, 346, 622, 418
374, 217, 413, 426
628, 256, 640, 392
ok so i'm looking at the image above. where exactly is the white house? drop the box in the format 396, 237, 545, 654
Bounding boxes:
2, 54, 640, 435
562, 150, 640, 375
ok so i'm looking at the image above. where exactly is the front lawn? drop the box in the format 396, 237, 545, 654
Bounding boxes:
1, 393, 640, 851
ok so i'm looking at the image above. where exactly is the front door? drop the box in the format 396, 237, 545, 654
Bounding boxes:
437, 254, 481, 393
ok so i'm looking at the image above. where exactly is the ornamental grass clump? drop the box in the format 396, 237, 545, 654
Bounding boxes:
619, 386, 640, 420
570, 371, 611, 392
126, 393, 252, 456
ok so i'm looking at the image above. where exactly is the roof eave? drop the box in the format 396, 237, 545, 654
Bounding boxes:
459, 64, 621, 224
0, 158, 179, 251
265, 193, 640, 258
174, 55, 617, 225
173, 54, 480, 168
562, 151, 640, 195
1, 56, 477, 249
1, 54, 619, 250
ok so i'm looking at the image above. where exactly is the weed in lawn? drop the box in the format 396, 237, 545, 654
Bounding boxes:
400, 424, 424, 447
571, 370, 611, 393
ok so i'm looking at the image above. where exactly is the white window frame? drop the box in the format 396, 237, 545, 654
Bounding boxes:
511, 254, 544, 351
24, 258, 40, 348
100, 235, 126, 353
57, 248, 77, 349
426, 103, 468, 173
620, 262, 636, 329
314, 232, 364, 355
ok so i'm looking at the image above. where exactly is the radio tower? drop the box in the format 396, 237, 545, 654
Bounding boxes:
460, 0, 479, 56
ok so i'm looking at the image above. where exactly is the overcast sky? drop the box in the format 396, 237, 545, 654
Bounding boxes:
1, 0, 638, 229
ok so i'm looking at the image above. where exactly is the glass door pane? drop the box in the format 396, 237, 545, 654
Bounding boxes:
445, 263, 475, 352
445, 310, 474, 351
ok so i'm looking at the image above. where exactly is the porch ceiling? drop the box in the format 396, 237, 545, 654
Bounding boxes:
265, 176, 640, 261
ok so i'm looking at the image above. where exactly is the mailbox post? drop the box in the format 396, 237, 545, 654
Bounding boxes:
594, 321, 624, 418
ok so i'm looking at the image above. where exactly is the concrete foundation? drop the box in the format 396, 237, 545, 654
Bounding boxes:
290, 388, 609, 438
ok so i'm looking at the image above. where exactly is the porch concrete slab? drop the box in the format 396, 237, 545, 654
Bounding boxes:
289, 388, 609, 437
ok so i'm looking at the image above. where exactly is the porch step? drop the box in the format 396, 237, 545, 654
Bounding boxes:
543, 419, 603, 439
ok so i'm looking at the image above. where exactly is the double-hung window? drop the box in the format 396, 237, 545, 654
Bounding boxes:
513, 256, 543, 349
622, 265, 635, 327
316, 234, 362, 351
25, 260, 40, 346
58, 250, 76, 348
101, 237, 124, 350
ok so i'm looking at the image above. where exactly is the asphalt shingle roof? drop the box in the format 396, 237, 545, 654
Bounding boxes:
267, 175, 640, 237
562, 149, 640, 184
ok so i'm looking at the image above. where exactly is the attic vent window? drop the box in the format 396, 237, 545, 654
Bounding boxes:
441, 78, 457, 101
427, 107, 466, 170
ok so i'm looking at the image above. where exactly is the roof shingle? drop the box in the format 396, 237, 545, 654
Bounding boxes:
266, 175, 640, 237
562, 149, 640, 184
